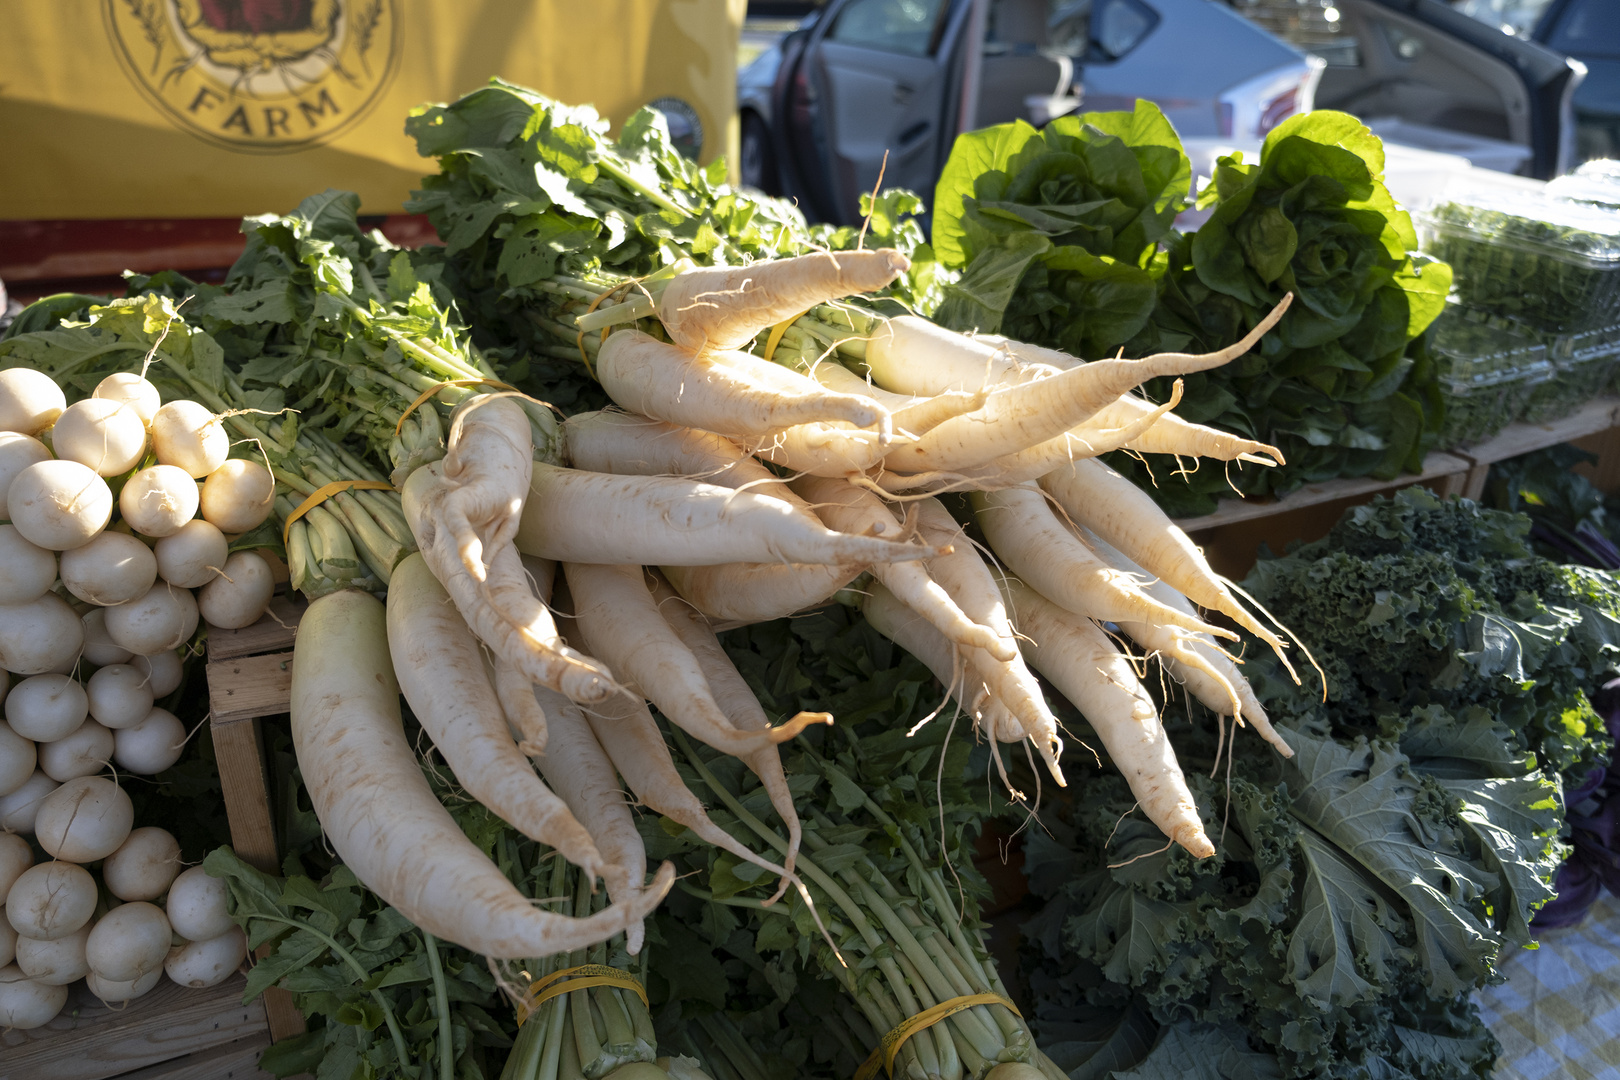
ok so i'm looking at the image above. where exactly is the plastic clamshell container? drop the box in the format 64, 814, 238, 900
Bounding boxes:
1522, 322, 1620, 423
1548, 173, 1620, 211
1417, 190, 1620, 334
1430, 305, 1552, 447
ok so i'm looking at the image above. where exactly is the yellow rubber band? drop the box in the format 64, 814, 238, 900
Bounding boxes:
393, 378, 520, 439
853, 993, 1021, 1080
281, 481, 396, 544
576, 277, 649, 378
762, 308, 811, 364
514, 964, 648, 1027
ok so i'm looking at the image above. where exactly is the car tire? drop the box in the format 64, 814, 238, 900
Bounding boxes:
740, 112, 777, 194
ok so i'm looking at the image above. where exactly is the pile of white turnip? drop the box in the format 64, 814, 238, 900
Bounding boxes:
285, 248, 1305, 968
0, 817, 248, 1028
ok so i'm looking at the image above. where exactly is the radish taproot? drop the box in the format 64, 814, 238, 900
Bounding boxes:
7, 459, 113, 550
0, 433, 53, 510
166, 866, 234, 942
59, 530, 158, 606
130, 650, 183, 698
86, 967, 162, 1003
0, 832, 31, 898
289, 587, 674, 958
86, 664, 157, 729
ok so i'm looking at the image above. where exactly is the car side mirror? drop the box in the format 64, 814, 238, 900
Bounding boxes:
1087, 0, 1158, 62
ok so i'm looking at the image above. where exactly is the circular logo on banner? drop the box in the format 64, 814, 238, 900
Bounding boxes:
105, 0, 400, 154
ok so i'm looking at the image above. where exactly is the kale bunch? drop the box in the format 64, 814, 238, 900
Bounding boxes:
1109, 112, 1453, 516
928, 100, 1190, 358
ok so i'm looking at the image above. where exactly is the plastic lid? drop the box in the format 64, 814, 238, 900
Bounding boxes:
1576, 159, 1620, 182
1430, 304, 1549, 382
1549, 173, 1620, 210
1545, 322, 1620, 364
1420, 187, 1620, 265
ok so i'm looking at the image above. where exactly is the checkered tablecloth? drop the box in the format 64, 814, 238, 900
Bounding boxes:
1474, 892, 1620, 1079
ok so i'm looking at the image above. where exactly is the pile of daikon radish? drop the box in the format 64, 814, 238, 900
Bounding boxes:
0, 365, 274, 1026
306, 247, 1304, 969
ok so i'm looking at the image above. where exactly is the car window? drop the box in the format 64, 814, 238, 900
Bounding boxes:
828, 0, 950, 55
1544, 0, 1620, 57
1453, 0, 1557, 39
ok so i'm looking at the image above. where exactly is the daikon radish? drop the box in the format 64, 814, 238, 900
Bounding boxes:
656, 248, 908, 354
154, 519, 228, 589
35, 775, 133, 862
93, 371, 162, 427
0, 525, 57, 606
0, 370, 66, 435
8, 460, 113, 550
50, 398, 147, 477
6, 861, 96, 940
565, 561, 828, 754
519, 461, 936, 568
794, 475, 1013, 659
104, 582, 198, 655
120, 465, 200, 538
290, 589, 671, 958
1001, 576, 1213, 857
0, 720, 36, 796
663, 560, 864, 623
0, 593, 85, 676
0, 433, 53, 509
858, 582, 1001, 739
563, 410, 788, 496
387, 553, 607, 876
597, 330, 889, 440
1086, 396, 1284, 464
151, 400, 227, 478
103, 827, 183, 902
196, 551, 274, 629
60, 531, 158, 606
199, 459, 276, 534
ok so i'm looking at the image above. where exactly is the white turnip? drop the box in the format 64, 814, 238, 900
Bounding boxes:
0, 964, 69, 1029
0, 369, 65, 435
85, 901, 171, 982
113, 707, 185, 774
50, 398, 147, 477
7, 459, 113, 550
0, 432, 53, 508
0, 922, 12, 970
34, 775, 134, 863
199, 459, 275, 534
0, 831, 32, 900
5, 674, 88, 743
93, 371, 161, 427
119, 464, 199, 538
165, 865, 234, 942
86, 967, 163, 1003
81, 609, 133, 667
59, 530, 159, 606
16, 924, 91, 986
130, 649, 183, 698
151, 400, 227, 479
196, 551, 273, 629
0, 720, 36, 797
38, 720, 114, 782
164, 926, 247, 988
0, 593, 85, 676
0, 770, 59, 834
86, 664, 156, 730
102, 827, 182, 902
104, 582, 198, 655
5, 861, 96, 939
153, 519, 227, 588
0, 524, 57, 606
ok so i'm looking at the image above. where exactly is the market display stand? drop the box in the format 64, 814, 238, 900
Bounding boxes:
205, 592, 309, 1044
0, 975, 272, 1080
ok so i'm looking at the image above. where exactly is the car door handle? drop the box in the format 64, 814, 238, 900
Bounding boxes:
894, 82, 915, 104
898, 120, 929, 146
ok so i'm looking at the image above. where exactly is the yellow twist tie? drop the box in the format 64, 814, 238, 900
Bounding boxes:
281, 481, 396, 544
393, 378, 520, 439
762, 308, 811, 364
853, 993, 1021, 1080
514, 964, 648, 1028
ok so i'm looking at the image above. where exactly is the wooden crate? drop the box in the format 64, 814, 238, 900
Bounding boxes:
0, 975, 272, 1080
204, 592, 308, 1044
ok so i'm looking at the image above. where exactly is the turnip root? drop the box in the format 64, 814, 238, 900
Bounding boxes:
164, 867, 233, 943
566, 561, 830, 754
86, 967, 162, 1003
113, 708, 185, 774
0, 965, 69, 1029
93, 372, 162, 427
0, 593, 84, 677
38, 720, 114, 782
387, 554, 607, 876
199, 459, 275, 534
151, 400, 227, 478
104, 582, 198, 655
196, 551, 273, 629
0, 720, 37, 796
0, 923, 13, 970
103, 827, 182, 902
51, 398, 147, 477
130, 650, 183, 698
0, 832, 32, 899
403, 462, 624, 706
0, 525, 57, 606
656, 248, 908, 355
6, 675, 88, 743
795, 476, 1014, 660
105, 904, 179, 985
154, 519, 228, 588
0, 369, 66, 435
87, 664, 157, 730
0, 433, 53, 511
597, 330, 890, 440
972, 486, 1232, 639
60, 531, 159, 607
6, 861, 96, 940
1001, 576, 1213, 857
165, 926, 247, 988
290, 588, 673, 958
81, 610, 133, 667
35, 775, 133, 862
0, 770, 59, 834
120, 465, 199, 538
18, 924, 91, 985
8, 460, 113, 550
662, 561, 866, 623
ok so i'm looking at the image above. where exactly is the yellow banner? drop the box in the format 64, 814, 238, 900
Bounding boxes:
0, 0, 745, 220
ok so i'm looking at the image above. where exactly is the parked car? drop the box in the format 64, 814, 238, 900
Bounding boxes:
741, 0, 1586, 225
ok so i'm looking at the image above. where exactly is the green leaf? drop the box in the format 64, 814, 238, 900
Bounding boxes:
931, 121, 1041, 268
1112, 1021, 1283, 1079
933, 232, 1050, 334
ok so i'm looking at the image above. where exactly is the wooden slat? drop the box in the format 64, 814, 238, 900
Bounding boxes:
211, 715, 278, 875
1451, 397, 1620, 466
208, 653, 294, 724
207, 594, 307, 660
0, 976, 266, 1080
1172, 451, 1472, 532
111, 1033, 274, 1080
